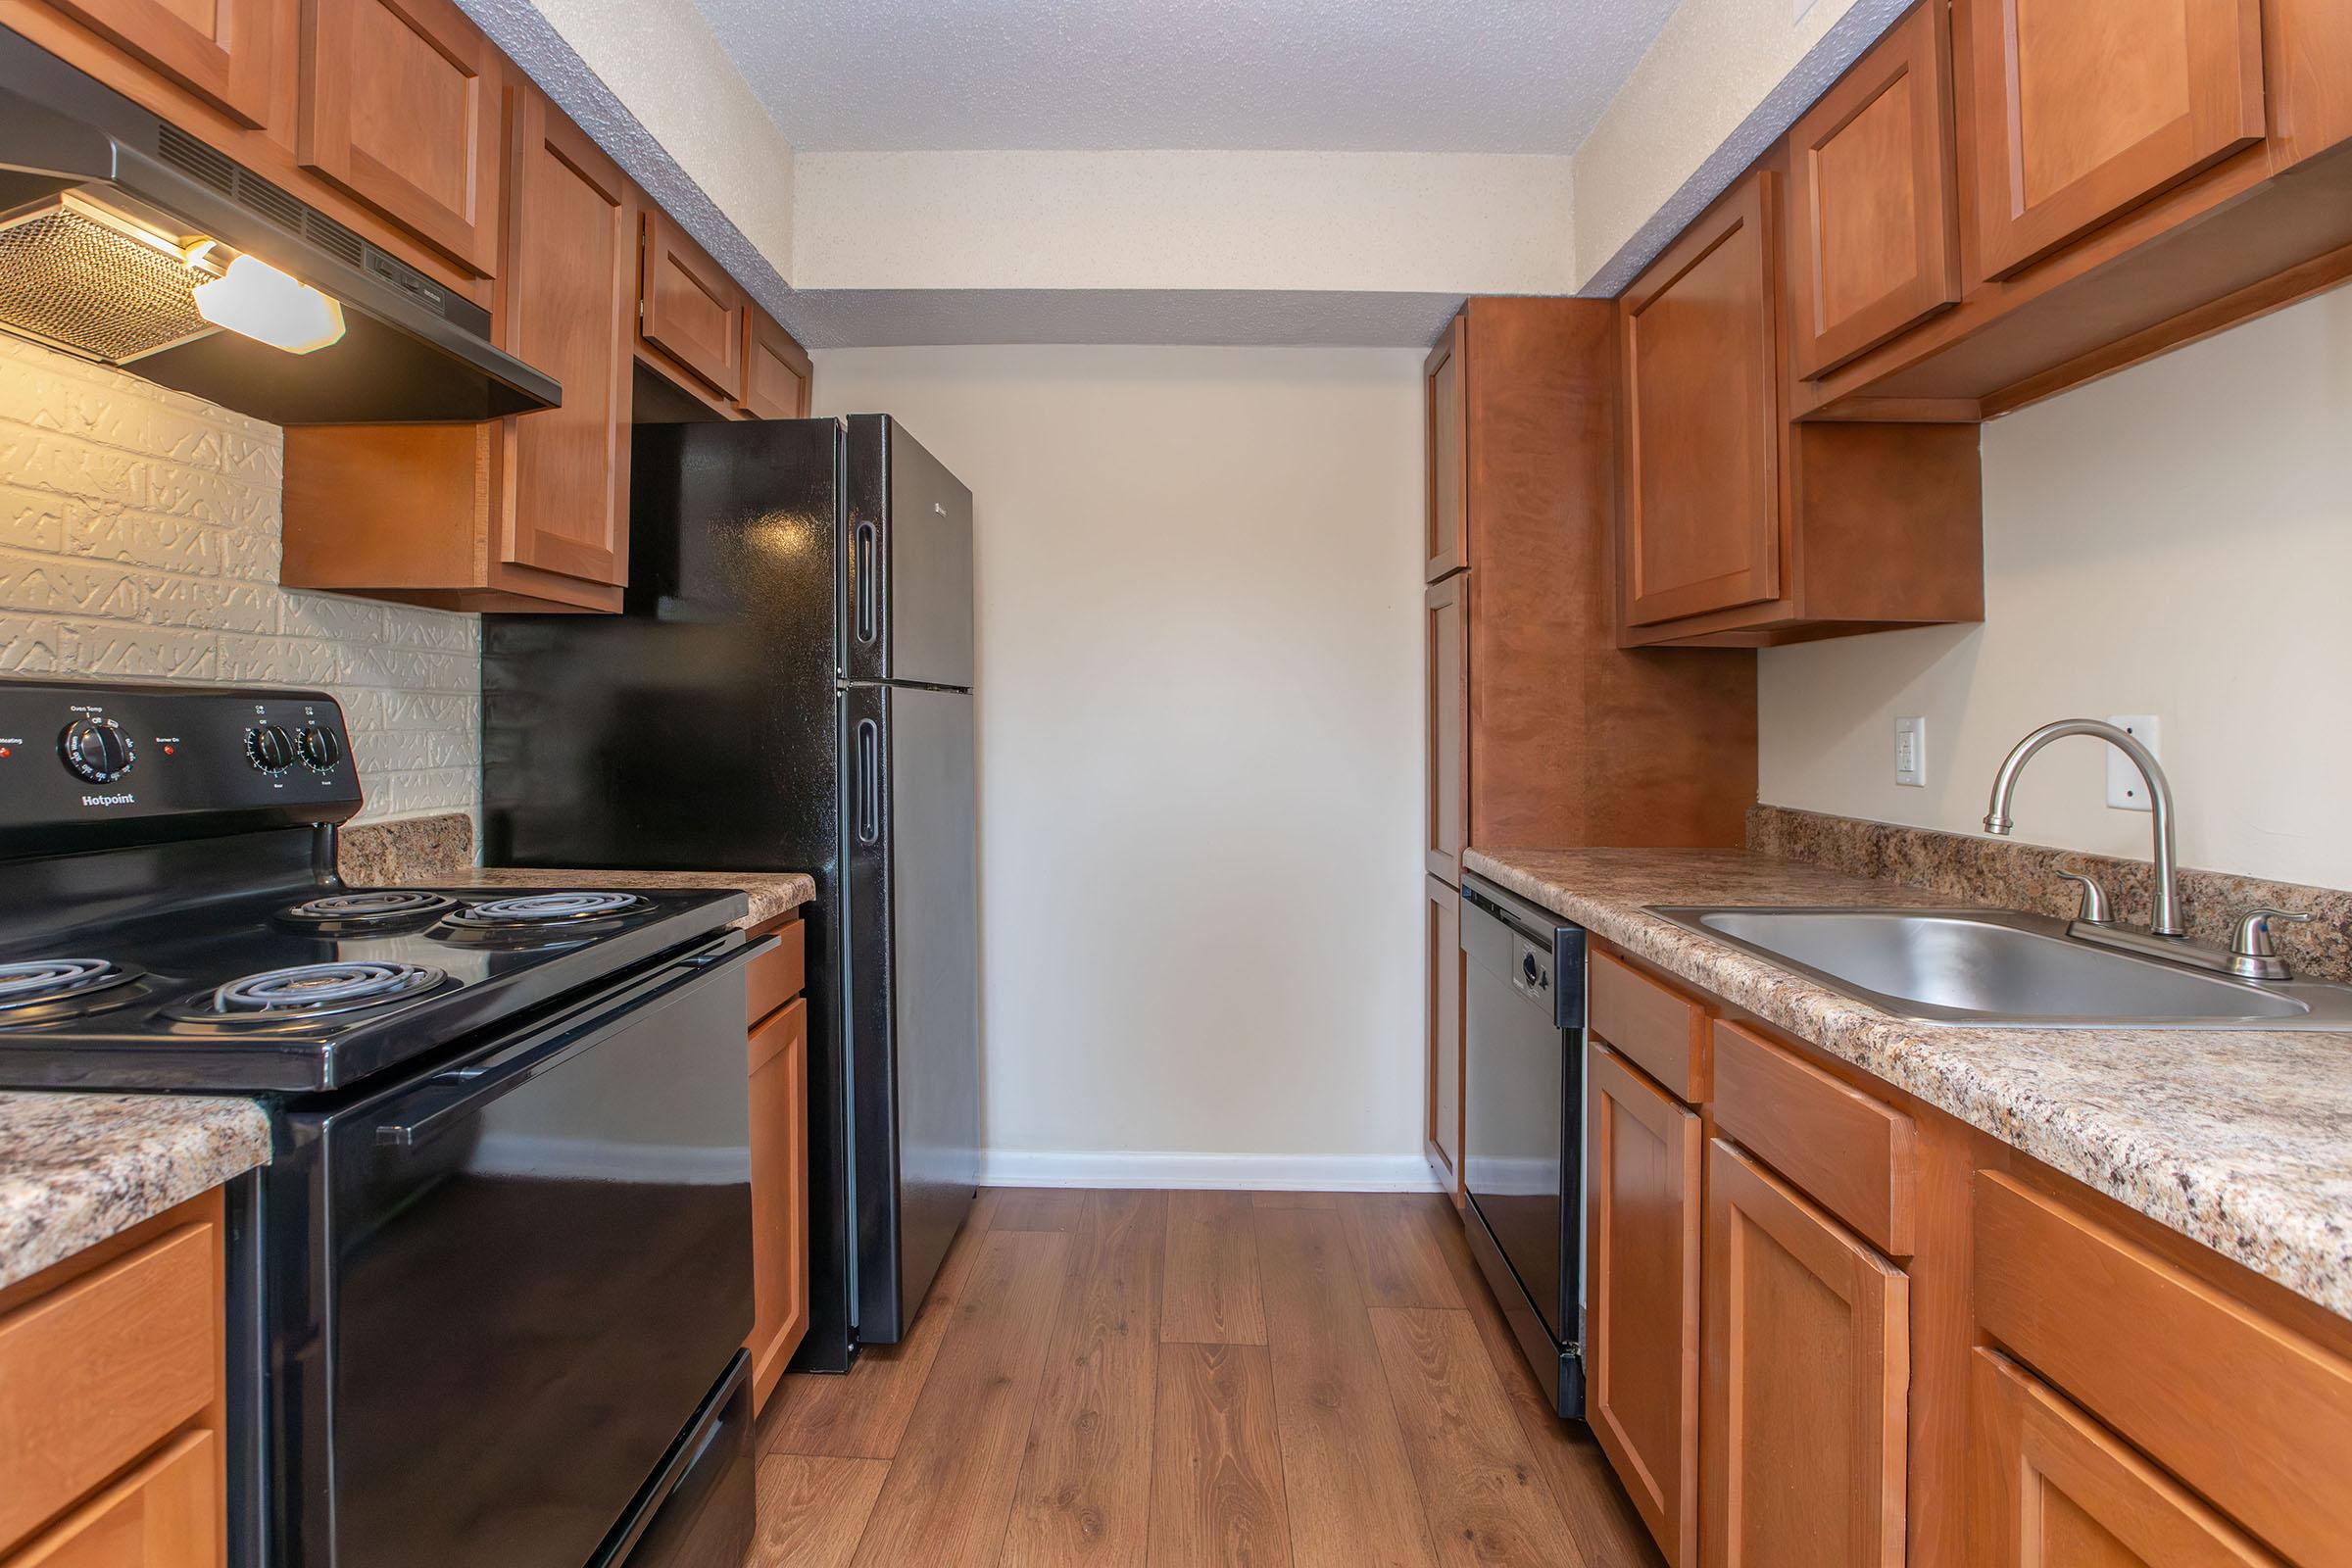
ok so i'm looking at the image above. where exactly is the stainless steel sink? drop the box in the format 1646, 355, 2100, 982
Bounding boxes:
1647, 906, 2352, 1030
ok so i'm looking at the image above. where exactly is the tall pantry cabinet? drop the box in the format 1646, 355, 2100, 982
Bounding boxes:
1421, 298, 1757, 1201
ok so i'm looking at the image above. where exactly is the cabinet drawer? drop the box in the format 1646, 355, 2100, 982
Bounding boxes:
1712, 1020, 1915, 1255
0, 1223, 218, 1552
745, 920, 806, 1027
1975, 1174, 2352, 1564
1588, 949, 1708, 1102
4, 1428, 219, 1568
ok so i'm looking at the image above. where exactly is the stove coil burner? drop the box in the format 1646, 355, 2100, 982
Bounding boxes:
205, 961, 447, 1017
285, 890, 459, 925
451, 892, 648, 928
0, 957, 133, 1011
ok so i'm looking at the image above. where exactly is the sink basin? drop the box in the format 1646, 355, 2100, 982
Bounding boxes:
1648, 906, 2352, 1030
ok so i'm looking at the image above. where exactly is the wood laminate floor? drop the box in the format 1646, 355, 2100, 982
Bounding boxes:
752, 1188, 1663, 1568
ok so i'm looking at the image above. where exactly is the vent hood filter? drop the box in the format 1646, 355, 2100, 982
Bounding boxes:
0, 193, 223, 364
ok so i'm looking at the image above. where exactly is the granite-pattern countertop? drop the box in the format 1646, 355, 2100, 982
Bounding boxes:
0, 1093, 271, 1290
438, 868, 815, 930
1467, 846, 2352, 1321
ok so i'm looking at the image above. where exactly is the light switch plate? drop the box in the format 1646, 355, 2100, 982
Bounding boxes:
2106, 715, 2159, 810
1894, 715, 1926, 787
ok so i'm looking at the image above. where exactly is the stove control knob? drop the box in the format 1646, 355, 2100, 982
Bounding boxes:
248, 722, 296, 773
297, 724, 344, 771
60, 717, 134, 782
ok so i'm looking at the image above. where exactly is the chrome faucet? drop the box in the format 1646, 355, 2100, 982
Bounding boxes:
1983, 718, 2311, 981
1984, 718, 2181, 935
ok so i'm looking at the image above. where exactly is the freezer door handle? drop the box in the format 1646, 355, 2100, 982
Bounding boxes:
854, 521, 879, 645
856, 717, 882, 844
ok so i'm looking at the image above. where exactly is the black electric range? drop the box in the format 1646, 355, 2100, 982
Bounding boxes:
0, 680, 762, 1568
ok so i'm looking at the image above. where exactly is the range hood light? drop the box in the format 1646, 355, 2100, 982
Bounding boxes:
190, 254, 346, 355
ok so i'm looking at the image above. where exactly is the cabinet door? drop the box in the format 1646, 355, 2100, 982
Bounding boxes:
298, 0, 502, 275
1588, 1045, 1702, 1567
1702, 1139, 1907, 1568
746, 998, 808, 1410
5, 1428, 220, 1568
1425, 874, 1463, 1200
1424, 311, 1468, 581
1424, 572, 1467, 884
496, 89, 632, 589
1969, 1350, 2279, 1568
43, 0, 284, 126
639, 209, 747, 400
1621, 173, 1781, 628
1961, 0, 2264, 280
1788, 0, 1960, 376
739, 310, 811, 418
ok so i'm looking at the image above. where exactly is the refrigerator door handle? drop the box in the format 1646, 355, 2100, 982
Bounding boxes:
856, 717, 882, 845
854, 521, 879, 646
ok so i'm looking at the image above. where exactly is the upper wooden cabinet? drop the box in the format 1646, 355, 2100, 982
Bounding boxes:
297, 0, 503, 276
1622, 173, 1782, 628
1959, 0, 2265, 281
1423, 313, 1468, 581
638, 208, 748, 401
1787, 0, 1960, 376
495, 85, 634, 592
740, 309, 812, 419
41, 0, 284, 125
1424, 572, 1467, 885
1620, 170, 1984, 647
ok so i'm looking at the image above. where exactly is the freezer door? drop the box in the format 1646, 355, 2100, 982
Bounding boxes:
843, 416, 975, 690
842, 682, 980, 1343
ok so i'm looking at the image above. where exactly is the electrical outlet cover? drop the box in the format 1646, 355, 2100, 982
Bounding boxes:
2106, 714, 2159, 810
1894, 715, 1926, 787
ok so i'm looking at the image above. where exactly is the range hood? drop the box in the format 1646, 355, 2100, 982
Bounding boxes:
0, 29, 559, 424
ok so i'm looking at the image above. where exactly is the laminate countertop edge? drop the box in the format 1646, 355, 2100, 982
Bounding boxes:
1465, 845, 2352, 1323
0, 1092, 270, 1291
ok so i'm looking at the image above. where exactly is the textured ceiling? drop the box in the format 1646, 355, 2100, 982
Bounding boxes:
690, 0, 1686, 153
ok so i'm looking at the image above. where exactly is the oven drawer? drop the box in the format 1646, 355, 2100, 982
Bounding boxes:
0, 1222, 218, 1553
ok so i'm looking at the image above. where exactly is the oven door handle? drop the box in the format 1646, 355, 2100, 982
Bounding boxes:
375, 936, 773, 1148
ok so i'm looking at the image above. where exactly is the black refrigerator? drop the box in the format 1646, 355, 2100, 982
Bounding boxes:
480, 414, 980, 1372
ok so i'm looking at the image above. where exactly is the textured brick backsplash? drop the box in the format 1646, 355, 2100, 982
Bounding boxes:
0, 335, 478, 823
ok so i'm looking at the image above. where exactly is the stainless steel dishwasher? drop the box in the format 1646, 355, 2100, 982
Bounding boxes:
1459, 872, 1589, 1418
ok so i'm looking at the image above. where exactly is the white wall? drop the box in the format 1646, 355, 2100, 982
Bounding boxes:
1759, 286, 2352, 889
813, 346, 1428, 1181
0, 337, 480, 823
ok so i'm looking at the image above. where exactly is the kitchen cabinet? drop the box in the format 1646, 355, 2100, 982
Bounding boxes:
744, 916, 809, 1412
1618, 167, 1984, 647
1586, 1044, 1702, 1567
638, 207, 748, 406
1576, 932, 2352, 1568
1424, 874, 1462, 1200
1786, 0, 1960, 376
1969, 1349, 2277, 1568
1423, 312, 1467, 582
1424, 572, 1467, 886
296, 0, 504, 276
39, 0, 283, 126
1957, 0, 2264, 281
493, 83, 635, 592
1700, 1138, 1908, 1568
740, 308, 812, 419
0, 1188, 226, 1565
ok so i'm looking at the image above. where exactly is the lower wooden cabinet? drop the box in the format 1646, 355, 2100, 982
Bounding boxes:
1424, 874, 1462, 1200
0, 1190, 225, 1566
1701, 1138, 1908, 1568
743, 916, 809, 1411
1969, 1349, 2278, 1568
1586, 1045, 1702, 1566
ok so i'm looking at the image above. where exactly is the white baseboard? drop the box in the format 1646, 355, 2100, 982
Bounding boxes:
976, 1149, 1441, 1192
